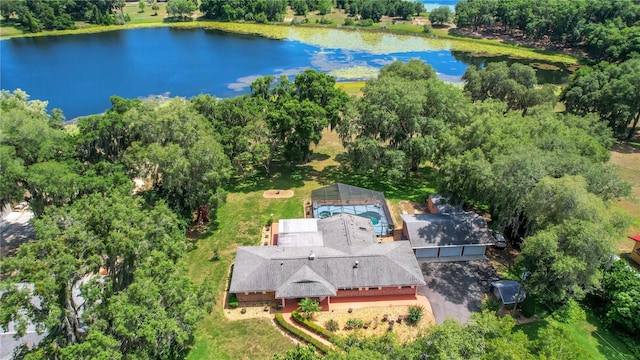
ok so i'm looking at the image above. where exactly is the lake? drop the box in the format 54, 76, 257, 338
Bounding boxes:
0, 26, 568, 119
420, 0, 459, 11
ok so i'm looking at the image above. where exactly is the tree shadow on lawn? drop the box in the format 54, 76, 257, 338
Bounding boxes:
230, 162, 310, 194
318, 163, 439, 202
587, 312, 637, 360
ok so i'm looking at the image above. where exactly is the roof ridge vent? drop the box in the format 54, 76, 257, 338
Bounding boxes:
308, 251, 316, 260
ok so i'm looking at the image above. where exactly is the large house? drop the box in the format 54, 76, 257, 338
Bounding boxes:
401, 212, 494, 261
229, 214, 425, 308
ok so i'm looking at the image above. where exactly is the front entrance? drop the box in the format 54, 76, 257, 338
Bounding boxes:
282, 297, 331, 312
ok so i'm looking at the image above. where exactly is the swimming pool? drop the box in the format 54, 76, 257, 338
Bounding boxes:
313, 204, 391, 236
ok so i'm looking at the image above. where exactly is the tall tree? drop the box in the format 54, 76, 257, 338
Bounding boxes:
122, 98, 231, 217
562, 58, 640, 138
463, 62, 555, 114
429, 5, 451, 26
338, 60, 469, 178
166, 0, 196, 19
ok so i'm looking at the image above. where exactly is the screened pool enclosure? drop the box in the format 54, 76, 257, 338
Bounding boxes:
311, 184, 394, 236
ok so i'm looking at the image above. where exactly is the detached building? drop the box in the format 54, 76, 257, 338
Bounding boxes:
490, 280, 526, 306
229, 214, 425, 309
401, 212, 494, 261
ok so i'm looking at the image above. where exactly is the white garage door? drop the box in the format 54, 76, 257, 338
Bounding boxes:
415, 248, 438, 258
439, 246, 463, 257
463, 245, 486, 256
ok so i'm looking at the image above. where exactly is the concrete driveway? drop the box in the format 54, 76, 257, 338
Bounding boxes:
417, 260, 498, 324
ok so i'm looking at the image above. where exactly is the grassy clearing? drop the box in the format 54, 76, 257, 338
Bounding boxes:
335, 81, 367, 97
517, 314, 635, 360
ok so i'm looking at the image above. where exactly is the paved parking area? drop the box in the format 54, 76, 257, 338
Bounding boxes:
417, 260, 498, 324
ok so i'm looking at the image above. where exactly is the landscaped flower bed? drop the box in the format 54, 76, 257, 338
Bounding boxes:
313, 304, 434, 342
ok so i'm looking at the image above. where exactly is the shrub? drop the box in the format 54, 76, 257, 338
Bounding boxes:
521, 295, 544, 318
407, 305, 424, 325
552, 299, 586, 324
298, 298, 321, 320
481, 296, 501, 313
291, 311, 334, 340
319, 17, 332, 25
343, 17, 355, 26
255, 12, 268, 24
423, 24, 432, 33
344, 318, 364, 330
358, 18, 374, 27
274, 313, 332, 354
228, 293, 239, 308
325, 319, 339, 332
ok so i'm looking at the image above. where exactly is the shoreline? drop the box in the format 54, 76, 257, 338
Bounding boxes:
0, 20, 579, 65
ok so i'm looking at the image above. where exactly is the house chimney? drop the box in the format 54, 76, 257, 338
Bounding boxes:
308, 251, 316, 260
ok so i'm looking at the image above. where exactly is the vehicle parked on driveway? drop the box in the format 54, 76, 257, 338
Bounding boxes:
491, 230, 507, 249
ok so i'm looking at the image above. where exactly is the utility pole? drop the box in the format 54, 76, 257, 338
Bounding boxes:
512, 270, 530, 317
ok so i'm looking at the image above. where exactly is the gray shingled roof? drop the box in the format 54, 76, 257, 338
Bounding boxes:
276, 265, 337, 298
401, 212, 493, 248
230, 214, 425, 298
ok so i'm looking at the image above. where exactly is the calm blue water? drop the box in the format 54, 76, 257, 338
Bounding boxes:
1, 25, 567, 119
420, 0, 459, 11
1, 28, 469, 118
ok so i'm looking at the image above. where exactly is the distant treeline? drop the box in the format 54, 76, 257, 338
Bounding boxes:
198, 0, 425, 22
0, 0, 133, 32
0, 0, 428, 33
454, 0, 640, 61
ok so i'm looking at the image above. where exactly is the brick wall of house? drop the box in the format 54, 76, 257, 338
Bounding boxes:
236, 291, 276, 302
402, 224, 409, 240
631, 242, 640, 265
336, 286, 416, 298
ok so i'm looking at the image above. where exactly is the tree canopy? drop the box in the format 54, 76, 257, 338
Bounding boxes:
454, 0, 640, 61
562, 58, 640, 139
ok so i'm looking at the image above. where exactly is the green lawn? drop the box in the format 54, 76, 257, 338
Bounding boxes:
517, 314, 635, 360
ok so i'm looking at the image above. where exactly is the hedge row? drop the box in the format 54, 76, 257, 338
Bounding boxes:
291, 311, 334, 340
274, 313, 332, 354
